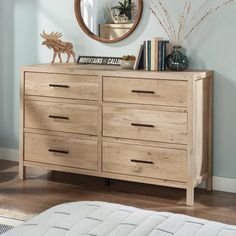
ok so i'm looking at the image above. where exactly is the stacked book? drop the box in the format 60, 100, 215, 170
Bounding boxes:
133, 38, 171, 71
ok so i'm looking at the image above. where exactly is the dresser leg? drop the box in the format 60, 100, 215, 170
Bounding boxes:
186, 187, 194, 206
19, 166, 26, 180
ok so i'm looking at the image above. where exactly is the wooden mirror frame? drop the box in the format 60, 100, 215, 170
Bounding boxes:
74, 0, 143, 43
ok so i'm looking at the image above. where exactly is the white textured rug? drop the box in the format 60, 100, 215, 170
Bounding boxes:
3, 201, 236, 236
0, 209, 34, 235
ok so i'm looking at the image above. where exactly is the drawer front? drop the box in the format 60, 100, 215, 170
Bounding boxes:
25, 133, 98, 171
25, 72, 99, 100
103, 142, 187, 182
103, 107, 187, 144
25, 100, 98, 135
103, 77, 188, 107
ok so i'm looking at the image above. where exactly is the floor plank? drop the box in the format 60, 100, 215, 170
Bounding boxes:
0, 160, 235, 225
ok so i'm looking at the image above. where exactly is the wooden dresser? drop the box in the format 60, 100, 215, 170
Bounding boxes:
20, 64, 213, 206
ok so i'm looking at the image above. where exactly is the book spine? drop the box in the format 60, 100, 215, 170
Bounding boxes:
155, 39, 158, 71
161, 41, 169, 71
147, 40, 151, 71
151, 39, 156, 71
158, 41, 163, 71
143, 41, 147, 70
133, 46, 139, 70
136, 44, 144, 70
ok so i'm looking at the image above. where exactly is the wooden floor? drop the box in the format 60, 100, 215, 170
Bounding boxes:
0, 160, 235, 225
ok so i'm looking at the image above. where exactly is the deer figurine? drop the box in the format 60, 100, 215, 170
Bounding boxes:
40, 31, 76, 64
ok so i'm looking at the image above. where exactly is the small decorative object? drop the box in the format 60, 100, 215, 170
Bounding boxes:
40, 31, 76, 64
77, 56, 121, 66
166, 46, 188, 71
120, 55, 136, 69
112, 0, 135, 21
150, 0, 235, 71
109, 8, 129, 24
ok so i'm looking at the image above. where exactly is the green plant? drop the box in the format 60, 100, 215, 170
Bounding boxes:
113, 0, 135, 17
121, 55, 136, 61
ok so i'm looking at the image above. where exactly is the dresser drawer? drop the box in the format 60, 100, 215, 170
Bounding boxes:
103, 77, 188, 107
25, 72, 99, 101
25, 133, 98, 171
103, 142, 187, 182
103, 107, 187, 144
25, 100, 98, 135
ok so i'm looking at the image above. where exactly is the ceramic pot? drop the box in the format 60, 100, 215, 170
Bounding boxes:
120, 60, 135, 69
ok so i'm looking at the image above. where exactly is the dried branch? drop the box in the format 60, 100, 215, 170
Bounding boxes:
183, 0, 235, 41
179, 1, 191, 42
150, 0, 235, 45
157, 0, 177, 42
151, 0, 174, 40
149, 6, 172, 39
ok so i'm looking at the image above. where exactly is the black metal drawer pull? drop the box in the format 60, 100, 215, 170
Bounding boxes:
49, 84, 70, 88
132, 90, 155, 94
49, 149, 69, 154
49, 115, 69, 120
131, 159, 154, 165
131, 123, 154, 128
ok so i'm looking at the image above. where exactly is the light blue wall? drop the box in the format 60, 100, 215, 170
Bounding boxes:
0, 0, 235, 179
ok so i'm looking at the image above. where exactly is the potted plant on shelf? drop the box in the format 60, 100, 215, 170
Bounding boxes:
112, 0, 135, 21
120, 55, 136, 69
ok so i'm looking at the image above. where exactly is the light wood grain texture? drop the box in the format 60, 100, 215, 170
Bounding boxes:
25, 72, 99, 101
103, 106, 188, 144
103, 142, 187, 182
19, 69, 26, 180
19, 64, 213, 206
103, 77, 188, 107
195, 79, 209, 180
25, 133, 98, 171
206, 75, 213, 191
102, 136, 187, 150
102, 102, 188, 113
24, 95, 98, 106
21, 64, 213, 79
100, 24, 134, 40
25, 100, 98, 135
23, 161, 187, 189
187, 79, 194, 206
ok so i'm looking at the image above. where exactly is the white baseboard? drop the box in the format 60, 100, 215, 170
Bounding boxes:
0, 148, 19, 162
212, 176, 236, 193
0, 148, 235, 194
198, 177, 236, 194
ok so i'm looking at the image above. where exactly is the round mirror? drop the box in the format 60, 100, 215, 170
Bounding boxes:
74, 0, 143, 43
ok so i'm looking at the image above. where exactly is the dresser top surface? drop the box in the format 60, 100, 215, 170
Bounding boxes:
22, 64, 213, 80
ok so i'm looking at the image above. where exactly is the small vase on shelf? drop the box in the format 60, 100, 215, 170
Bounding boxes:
166, 46, 189, 71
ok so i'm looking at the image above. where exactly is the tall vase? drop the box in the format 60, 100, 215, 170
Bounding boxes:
166, 46, 189, 71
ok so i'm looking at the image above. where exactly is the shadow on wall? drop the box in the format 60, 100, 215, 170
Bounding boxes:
0, 0, 39, 149
213, 72, 236, 179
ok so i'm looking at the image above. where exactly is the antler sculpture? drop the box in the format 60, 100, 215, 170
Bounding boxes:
40, 30, 76, 64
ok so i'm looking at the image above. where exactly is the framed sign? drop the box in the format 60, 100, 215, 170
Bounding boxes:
77, 56, 121, 66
